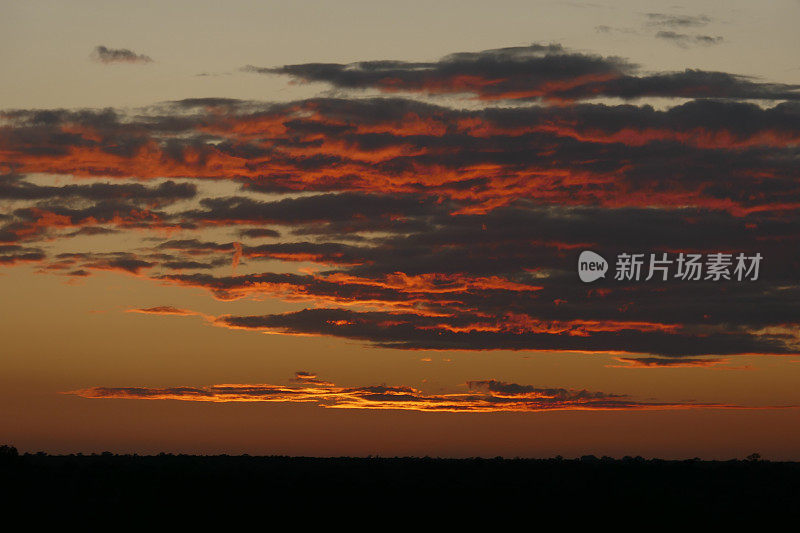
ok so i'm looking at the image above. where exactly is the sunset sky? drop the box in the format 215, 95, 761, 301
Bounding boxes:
2, 0, 800, 459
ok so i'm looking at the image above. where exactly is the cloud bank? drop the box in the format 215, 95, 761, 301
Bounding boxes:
1, 43, 799, 360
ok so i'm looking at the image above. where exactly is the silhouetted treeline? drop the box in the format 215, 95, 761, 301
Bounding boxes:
2, 446, 800, 515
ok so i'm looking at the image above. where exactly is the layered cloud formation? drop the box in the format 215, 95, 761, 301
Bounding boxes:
69, 371, 742, 412
1, 43, 799, 363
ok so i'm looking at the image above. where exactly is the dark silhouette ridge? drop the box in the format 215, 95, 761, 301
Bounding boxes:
2, 445, 799, 514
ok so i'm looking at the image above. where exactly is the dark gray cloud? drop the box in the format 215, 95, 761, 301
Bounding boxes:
237, 228, 280, 239
214, 308, 795, 357
253, 44, 797, 101
53, 251, 155, 274
0, 174, 195, 204
0, 244, 45, 265
91, 45, 153, 64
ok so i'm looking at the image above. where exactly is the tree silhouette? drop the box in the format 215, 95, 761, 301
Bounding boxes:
0, 444, 18, 458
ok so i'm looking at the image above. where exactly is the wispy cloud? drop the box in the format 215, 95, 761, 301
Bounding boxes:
610, 357, 732, 368
67, 372, 754, 412
127, 306, 203, 317
597, 13, 721, 48
656, 31, 723, 48
645, 13, 711, 28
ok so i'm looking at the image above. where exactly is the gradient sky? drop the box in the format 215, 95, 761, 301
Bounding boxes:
2, 0, 800, 459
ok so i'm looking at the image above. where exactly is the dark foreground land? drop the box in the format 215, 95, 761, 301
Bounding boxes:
2, 448, 800, 514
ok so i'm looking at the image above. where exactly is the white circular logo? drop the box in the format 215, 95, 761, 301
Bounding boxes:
578, 251, 608, 282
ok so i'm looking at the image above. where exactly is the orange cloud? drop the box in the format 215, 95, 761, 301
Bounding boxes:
126, 306, 214, 321
127, 306, 200, 316
67, 372, 775, 412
